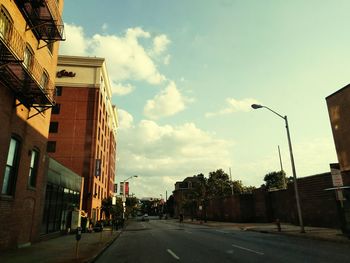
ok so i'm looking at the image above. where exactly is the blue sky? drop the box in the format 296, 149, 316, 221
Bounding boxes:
60, 0, 350, 197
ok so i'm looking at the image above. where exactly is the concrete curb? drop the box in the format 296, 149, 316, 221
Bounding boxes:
245, 228, 350, 244
85, 230, 123, 263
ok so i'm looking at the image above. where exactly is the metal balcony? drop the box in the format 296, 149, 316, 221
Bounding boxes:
0, 17, 56, 111
15, 0, 64, 42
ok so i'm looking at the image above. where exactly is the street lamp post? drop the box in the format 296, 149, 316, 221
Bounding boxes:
122, 175, 138, 220
251, 104, 305, 233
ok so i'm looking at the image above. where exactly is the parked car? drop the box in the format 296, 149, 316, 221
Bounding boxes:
142, 213, 149, 221
93, 221, 104, 232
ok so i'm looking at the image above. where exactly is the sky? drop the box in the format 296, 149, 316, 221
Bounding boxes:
59, 0, 350, 198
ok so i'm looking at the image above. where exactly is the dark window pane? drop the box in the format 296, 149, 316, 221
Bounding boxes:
49, 122, 59, 133
56, 87, 62, 96
47, 141, 56, 153
52, 104, 61, 114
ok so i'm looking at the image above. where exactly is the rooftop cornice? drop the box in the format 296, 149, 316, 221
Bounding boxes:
58, 55, 105, 67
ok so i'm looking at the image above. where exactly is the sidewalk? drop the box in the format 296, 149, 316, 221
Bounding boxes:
0, 227, 121, 263
184, 219, 350, 243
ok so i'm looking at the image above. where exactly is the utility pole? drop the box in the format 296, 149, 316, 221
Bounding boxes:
278, 145, 283, 171
229, 167, 233, 195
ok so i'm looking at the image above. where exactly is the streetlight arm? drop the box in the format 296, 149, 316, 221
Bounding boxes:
124, 175, 138, 182
262, 106, 285, 120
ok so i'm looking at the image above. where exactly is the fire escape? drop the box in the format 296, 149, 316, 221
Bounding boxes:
15, 0, 65, 47
0, 1, 65, 118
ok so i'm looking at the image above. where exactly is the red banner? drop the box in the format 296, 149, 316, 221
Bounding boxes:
125, 182, 129, 196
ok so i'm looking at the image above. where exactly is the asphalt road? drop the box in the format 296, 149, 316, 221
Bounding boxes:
96, 218, 350, 263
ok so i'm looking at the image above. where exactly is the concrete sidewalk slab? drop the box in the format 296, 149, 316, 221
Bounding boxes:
183, 219, 350, 244
0, 228, 122, 263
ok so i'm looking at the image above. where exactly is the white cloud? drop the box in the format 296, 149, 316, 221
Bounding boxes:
117, 109, 134, 129
144, 81, 191, 119
112, 83, 134, 96
102, 23, 108, 31
205, 97, 260, 117
152, 34, 170, 55
60, 23, 167, 88
59, 24, 87, 55
117, 120, 233, 197
163, 55, 171, 65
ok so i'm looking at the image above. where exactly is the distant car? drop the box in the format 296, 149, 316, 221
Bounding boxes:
142, 213, 149, 221
93, 221, 103, 232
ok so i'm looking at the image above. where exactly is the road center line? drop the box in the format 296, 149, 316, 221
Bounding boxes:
232, 244, 264, 255
167, 249, 180, 260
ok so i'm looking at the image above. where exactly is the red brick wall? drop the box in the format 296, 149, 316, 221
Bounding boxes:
327, 85, 350, 172
202, 173, 342, 228
0, 84, 49, 249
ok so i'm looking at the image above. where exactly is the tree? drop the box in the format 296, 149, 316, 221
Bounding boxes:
101, 197, 113, 218
207, 169, 232, 198
231, 180, 244, 194
126, 197, 138, 217
264, 170, 287, 190
166, 195, 175, 217
101, 196, 123, 220
242, 185, 256, 194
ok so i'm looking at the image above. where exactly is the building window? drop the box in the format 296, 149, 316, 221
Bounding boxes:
52, 103, 60, 114
47, 141, 56, 153
56, 86, 62, 96
0, 6, 12, 40
40, 70, 49, 89
1, 137, 20, 195
28, 150, 39, 188
49, 122, 59, 133
23, 45, 34, 69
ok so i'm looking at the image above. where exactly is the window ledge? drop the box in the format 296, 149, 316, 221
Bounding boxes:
0, 194, 14, 201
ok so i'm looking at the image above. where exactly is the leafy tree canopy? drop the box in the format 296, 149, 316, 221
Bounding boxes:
263, 170, 287, 190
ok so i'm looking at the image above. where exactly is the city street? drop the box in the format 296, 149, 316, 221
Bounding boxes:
96, 218, 350, 263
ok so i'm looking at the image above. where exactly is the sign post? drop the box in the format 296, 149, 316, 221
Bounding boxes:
75, 227, 82, 259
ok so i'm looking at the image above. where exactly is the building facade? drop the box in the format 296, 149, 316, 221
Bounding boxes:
0, 0, 64, 249
41, 157, 83, 235
48, 55, 118, 223
326, 84, 350, 186
326, 84, 350, 235
173, 176, 203, 218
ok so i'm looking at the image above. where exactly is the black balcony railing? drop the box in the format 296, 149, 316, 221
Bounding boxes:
15, 0, 64, 41
0, 11, 25, 65
0, 17, 56, 109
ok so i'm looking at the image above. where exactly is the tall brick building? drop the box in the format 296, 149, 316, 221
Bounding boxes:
0, 0, 64, 249
48, 55, 118, 222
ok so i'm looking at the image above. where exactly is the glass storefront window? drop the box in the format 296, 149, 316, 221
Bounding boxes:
41, 184, 80, 235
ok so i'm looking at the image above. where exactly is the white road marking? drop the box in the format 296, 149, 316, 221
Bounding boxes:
167, 249, 180, 260
141, 223, 146, 228
185, 230, 192, 234
232, 244, 264, 255
226, 250, 234, 254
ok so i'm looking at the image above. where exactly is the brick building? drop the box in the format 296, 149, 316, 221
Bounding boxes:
173, 176, 204, 218
0, 0, 64, 249
48, 55, 118, 222
326, 85, 350, 234
326, 84, 350, 186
